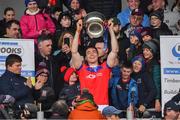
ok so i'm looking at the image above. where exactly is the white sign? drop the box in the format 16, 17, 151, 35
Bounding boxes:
0, 38, 35, 78
160, 36, 180, 116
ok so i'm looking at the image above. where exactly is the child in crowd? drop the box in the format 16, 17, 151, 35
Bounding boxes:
141, 27, 153, 42
126, 28, 143, 61
68, 89, 104, 119
34, 65, 56, 111
59, 66, 80, 107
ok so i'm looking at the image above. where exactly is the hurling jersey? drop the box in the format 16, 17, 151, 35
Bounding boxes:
77, 62, 111, 105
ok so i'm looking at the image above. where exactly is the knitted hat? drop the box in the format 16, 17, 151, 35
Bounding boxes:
35, 63, 49, 77
150, 9, 164, 21
129, 28, 143, 42
141, 27, 153, 38
60, 66, 76, 83
142, 40, 158, 54
131, 55, 145, 70
131, 8, 144, 16
24, 0, 37, 7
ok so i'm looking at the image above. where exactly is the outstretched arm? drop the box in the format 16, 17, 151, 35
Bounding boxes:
107, 20, 119, 68
71, 20, 83, 69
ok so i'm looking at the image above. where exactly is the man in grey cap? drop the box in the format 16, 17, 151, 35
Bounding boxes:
102, 106, 121, 120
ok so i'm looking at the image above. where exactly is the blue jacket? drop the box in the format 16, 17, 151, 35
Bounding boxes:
109, 66, 138, 110
117, 7, 150, 27
0, 70, 33, 107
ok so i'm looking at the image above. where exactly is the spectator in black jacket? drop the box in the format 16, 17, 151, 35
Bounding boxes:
131, 55, 157, 114
150, 9, 173, 41
35, 34, 61, 99
0, 54, 34, 108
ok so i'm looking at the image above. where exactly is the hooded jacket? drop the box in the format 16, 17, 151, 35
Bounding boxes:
68, 101, 104, 119
20, 9, 55, 43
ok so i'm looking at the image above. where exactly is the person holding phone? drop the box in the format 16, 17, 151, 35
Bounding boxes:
53, 30, 74, 68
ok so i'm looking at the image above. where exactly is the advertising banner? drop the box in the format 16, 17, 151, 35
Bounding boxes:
160, 36, 180, 115
0, 38, 35, 84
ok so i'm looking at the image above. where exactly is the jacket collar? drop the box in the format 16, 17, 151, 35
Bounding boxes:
4, 70, 20, 77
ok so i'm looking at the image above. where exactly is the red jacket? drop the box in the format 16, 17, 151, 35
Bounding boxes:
68, 101, 104, 119
20, 10, 55, 43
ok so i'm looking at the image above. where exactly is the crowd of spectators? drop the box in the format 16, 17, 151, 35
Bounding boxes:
0, 0, 179, 119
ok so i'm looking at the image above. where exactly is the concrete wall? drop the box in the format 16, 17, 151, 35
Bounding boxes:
0, 0, 25, 20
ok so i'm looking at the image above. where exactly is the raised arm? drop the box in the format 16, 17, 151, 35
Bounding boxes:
107, 20, 119, 68
71, 20, 83, 69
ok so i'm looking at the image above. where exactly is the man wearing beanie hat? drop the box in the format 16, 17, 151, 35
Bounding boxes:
150, 9, 164, 22
131, 55, 157, 113
142, 40, 161, 116
59, 66, 80, 107
150, 9, 172, 40
68, 89, 104, 119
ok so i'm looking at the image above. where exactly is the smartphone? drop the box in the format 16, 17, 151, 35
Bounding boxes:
64, 38, 70, 46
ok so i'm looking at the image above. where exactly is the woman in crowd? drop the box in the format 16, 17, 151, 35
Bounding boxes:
0, 7, 16, 37
142, 40, 161, 117
20, 0, 55, 44
53, 30, 74, 67
131, 55, 157, 117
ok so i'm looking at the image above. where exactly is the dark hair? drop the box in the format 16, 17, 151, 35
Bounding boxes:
58, 11, 72, 23
121, 61, 132, 69
51, 100, 69, 118
51, 6, 62, 14
5, 54, 22, 67
4, 7, 15, 15
85, 45, 98, 54
5, 20, 20, 29
37, 33, 52, 43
